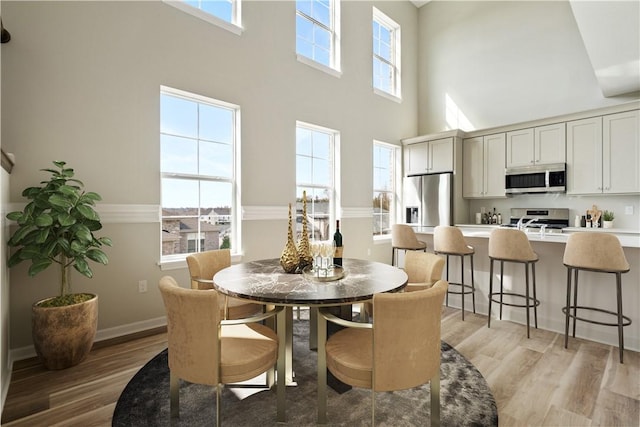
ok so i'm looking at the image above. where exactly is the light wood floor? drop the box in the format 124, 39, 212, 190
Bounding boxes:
2, 307, 638, 426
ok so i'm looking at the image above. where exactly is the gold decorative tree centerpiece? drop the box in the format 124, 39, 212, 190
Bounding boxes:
297, 191, 313, 271
280, 203, 299, 273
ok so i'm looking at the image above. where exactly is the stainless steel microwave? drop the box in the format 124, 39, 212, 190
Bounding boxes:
505, 163, 566, 194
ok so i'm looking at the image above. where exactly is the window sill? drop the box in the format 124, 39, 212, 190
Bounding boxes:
158, 252, 244, 271
296, 54, 342, 78
374, 88, 402, 103
163, 1, 243, 36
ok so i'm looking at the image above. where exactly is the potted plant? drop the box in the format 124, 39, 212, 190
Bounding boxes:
602, 210, 615, 229
6, 161, 112, 369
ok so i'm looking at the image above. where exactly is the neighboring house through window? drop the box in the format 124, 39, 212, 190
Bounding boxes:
373, 7, 401, 99
164, 0, 242, 34
296, 0, 341, 73
373, 141, 398, 237
160, 87, 239, 260
296, 121, 339, 241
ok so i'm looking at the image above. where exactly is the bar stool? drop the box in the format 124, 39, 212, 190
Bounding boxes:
487, 228, 540, 338
562, 232, 631, 363
391, 224, 427, 266
433, 225, 475, 320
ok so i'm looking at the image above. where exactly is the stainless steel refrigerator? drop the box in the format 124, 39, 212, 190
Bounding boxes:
403, 172, 453, 226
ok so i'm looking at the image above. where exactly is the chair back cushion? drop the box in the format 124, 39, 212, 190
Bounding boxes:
404, 251, 445, 289
563, 232, 629, 272
391, 224, 424, 249
186, 249, 231, 289
372, 280, 448, 392
434, 225, 474, 255
159, 276, 220, 385
488, 228, 537, 262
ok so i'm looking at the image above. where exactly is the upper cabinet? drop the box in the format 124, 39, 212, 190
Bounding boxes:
506, 123, 565, 168
567, 110, 639, 195
404, 137, 453, 176
462, 133, 506, 198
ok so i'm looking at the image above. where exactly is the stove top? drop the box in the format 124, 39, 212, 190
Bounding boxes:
507, 208, 570, 230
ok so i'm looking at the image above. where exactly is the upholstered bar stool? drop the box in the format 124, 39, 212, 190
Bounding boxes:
562, 232, 631, 363
487, 228, 540, 338
433, 225, 475, 320
391, 224, 427, 266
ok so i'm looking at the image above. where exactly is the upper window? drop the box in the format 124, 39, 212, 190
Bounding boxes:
164, 0, 242, 35
373, 141, 398, 237
296, 121, 339, 241
160, 87, 239, 261
296, 0, 341, 73
372, 7, 401, 99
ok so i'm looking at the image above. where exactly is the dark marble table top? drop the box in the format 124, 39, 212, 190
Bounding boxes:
213, 258, 408, 306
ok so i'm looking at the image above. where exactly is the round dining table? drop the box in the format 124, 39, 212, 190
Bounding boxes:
213, 258, 408, 423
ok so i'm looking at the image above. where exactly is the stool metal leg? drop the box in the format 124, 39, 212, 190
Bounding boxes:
564, 267, 572, 349
616, 272, 624, 363
445, 255, 450, 307
488, 259, 494, 328
470, 254, 476, 314
460, 254, 465, 321
524, 263, 531, 339
532, 262, 538, 328
499, 261, 504, 320
572, 269, 579, 338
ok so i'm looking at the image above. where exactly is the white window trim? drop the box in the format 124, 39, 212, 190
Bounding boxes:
159, 86, 242, 264
163, 0, 243, 35
373, 7, 401, 99
373, 140, 400, 241
296, 120, 340, 238
296, 0, 342, 74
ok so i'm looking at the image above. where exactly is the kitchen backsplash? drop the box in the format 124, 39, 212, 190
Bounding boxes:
466, 193, 639, 230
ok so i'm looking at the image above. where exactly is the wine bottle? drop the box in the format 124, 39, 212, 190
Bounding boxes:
333, 220, 343, 266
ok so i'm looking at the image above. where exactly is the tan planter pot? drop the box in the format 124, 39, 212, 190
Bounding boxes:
32, 294, 98, 370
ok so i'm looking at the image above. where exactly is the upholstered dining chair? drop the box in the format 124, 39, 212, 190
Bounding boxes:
391, 224, 427, 266
317, 280, 448, 426
158, 276, 285, 425
186, 249, 262, 320
364, 251, 444, 319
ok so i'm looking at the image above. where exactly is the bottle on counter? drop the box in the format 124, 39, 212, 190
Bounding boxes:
497, 213, 502, 225
581, 215, 586, 227
333, 220, 343, 266
492, 208, 498, 225
574, 215, 581, 228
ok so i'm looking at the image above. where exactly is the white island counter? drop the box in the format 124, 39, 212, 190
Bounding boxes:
413, 225, 640, 352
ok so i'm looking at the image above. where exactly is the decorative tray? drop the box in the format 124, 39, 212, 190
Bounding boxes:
302, 265, 346, 282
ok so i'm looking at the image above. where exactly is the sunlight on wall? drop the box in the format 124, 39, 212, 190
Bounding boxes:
445, 94, 475, 131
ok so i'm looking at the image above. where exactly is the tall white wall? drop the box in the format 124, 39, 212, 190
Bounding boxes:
417, 1, 639, 134
1, 1, 419, 349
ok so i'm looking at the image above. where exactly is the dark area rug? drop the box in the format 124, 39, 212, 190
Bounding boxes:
113, 313, 498, 426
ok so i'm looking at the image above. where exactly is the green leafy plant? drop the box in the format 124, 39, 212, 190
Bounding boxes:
6, 161, 113, 306
602, 210, 615, 221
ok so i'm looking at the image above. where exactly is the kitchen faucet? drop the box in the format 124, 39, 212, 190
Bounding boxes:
517, 217, 540, 230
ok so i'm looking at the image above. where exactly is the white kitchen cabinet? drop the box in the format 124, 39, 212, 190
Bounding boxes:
567, 110, 639, 194
506, 123, 565, 168
463, 133, 506, 198
404, 137, 453, 175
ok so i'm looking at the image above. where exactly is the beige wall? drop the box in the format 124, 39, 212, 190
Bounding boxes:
417, 1, 639, 134
1, 0, 419, 350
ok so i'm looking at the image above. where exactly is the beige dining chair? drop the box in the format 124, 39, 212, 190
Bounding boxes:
391, 224, 427, 266
317, 280, 448, 426
159, 276, 285, 425
186, 249, 262, 320
364, 250, 444, 319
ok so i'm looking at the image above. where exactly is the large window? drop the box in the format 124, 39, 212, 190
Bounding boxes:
164, 0, 242, 34
160, 87, 239, 260
296, 122, 338, 241
296, 0, 341, 72
373, 7, 401, 98
373, 141, 398, 237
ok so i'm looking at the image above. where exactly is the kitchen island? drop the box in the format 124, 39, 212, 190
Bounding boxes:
413, 225, 640, 352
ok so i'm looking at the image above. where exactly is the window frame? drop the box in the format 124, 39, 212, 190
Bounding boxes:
373, 140, 400, 239
296, 0, 342, 76
296, 120, 340, 242
372, 7, 401, 100
163, 0, 243, 35
159, 86, 241, 264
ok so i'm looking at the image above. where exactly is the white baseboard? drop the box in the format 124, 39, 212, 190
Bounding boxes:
8, 316, 167, 363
